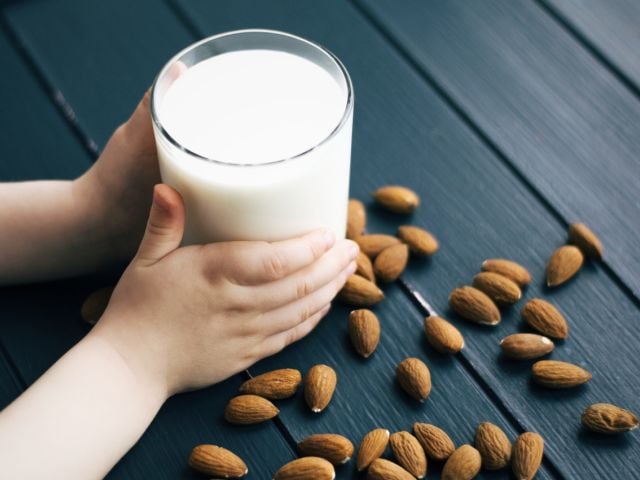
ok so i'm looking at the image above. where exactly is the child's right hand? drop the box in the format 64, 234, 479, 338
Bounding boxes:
90, 184, 358, 399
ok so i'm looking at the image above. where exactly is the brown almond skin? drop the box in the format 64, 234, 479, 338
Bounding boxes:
347, 199, 366, 239
367, 458, 415, 480
356, 250, 376, 283
390, 431, 427, 478
532, 360, 592, 388
413, 423, 455, 461
304, 364, 337, 413
374, 243, 409, 283
188, 444, 248, 478
397, 225, 438, 256
273, 457, 335, 480
482, 259, 531, 287
449, 286, 501, 325
512, 432, 544, 480
357, 234, 401, 258
569, 223, 603, 260
424, 316, 464, 354
373, 185, 420, 214
80, 286, 114, 325
338, 274, 384, 307
396, 357, 432, 402
357, 428, 390, 471
521, 298, 569, 339
474, 422, 511, 470
472, 272, 522, 305
239, 368, 301, 399
348, 309, 381, 358
500, 333, 554, 360
224, 395, 279, 424
298, 433, 355, 465
581, 403, 639, 434
441, 444, 481, 480
546, 245, 584, 287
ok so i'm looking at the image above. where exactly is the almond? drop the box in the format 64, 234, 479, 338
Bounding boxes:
569, 223, 603, 260
512, 432, 544, 480
373, 185, 420, 214
396, 357, 432, 402
348, 309, 381, 358
390, 431, 427, 478
441, 444, 481, 480
397, 225, 438, 256
367, 458, 415, 480
449, 286, 501, 325
239, 368, 302, 400
424, 316, 464, 354
338, 274, 384, 307
356, 234, 401, 258
356, 250, 376, 283
298, 434, 354, 465
347, 199, 366, 239
80, 286, 114, 325
472, 272, 521, 305
304, 364, 337, 413
474, 422, 511, 470
374, 243, 409, 283
224, 395, 279, 424
532, 360, 592, 388
481, 259, 531, 287
500, 334, 554, 360
521, 298, 568, 339
413, 423, 455, 460
581, 403, 639, 434
188, 444, 248, 478
273, 457, 335, 480
546, 245, 583, 287
357, 428, 390, 471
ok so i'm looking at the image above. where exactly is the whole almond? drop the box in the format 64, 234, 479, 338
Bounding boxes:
521, 299, 568, 339
367, 458, 415, 480
532, 360, 592, 388
449, 286, 501, 325
239, 368, 302, 399
347, 199, 366, 239
224, 395, 279, 424
500, 334, 554, 360
348, 309, 381, 358
273, 457, 335, 480
512, 432, 544, 480
374, 243, 409, 283
581, 403, 639, 434
397, 225, 438, 256
569, 223, 603, 260
373, 185, 420, 214
390, 431, 427, 478
472, 272, 522, 305
424, 316, 464, 354
546, 245, 583, 287
356, 250, 376, 283
304, 364, 337, 413
338, 274, 384, 307
482, 259, 531, 287
441, 444, 481, 480
357, 234, 401, 258
396, 357, 432, 402
298, 433, 354, 465
357, 428, 390, 471
413, 423, 455, 461
80, 286, 114, 325
474, 422, 511, 470
188, 444, 248, 478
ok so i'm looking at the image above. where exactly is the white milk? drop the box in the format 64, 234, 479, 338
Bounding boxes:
154, 48, 353, 244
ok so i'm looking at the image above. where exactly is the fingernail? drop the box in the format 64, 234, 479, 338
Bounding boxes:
322, 229, 336, 248
348, 242, 359, 259
347, 260, 357, 275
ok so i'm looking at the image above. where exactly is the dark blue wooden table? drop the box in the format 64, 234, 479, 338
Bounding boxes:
1, 1, 639, 478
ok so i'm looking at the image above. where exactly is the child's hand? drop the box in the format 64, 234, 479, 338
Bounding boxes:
91, 184, 358, 397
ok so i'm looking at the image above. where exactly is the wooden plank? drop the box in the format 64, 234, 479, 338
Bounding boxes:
358, 0, 640, 300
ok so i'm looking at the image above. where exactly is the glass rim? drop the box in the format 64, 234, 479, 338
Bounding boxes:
150, 28, 354, 168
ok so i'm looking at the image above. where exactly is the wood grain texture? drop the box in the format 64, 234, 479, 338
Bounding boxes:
358, 0, 640, 300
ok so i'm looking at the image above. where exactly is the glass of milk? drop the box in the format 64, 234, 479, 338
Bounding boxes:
150, 29, 354, 244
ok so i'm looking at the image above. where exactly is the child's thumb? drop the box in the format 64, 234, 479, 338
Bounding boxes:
135, 184, 185, 266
